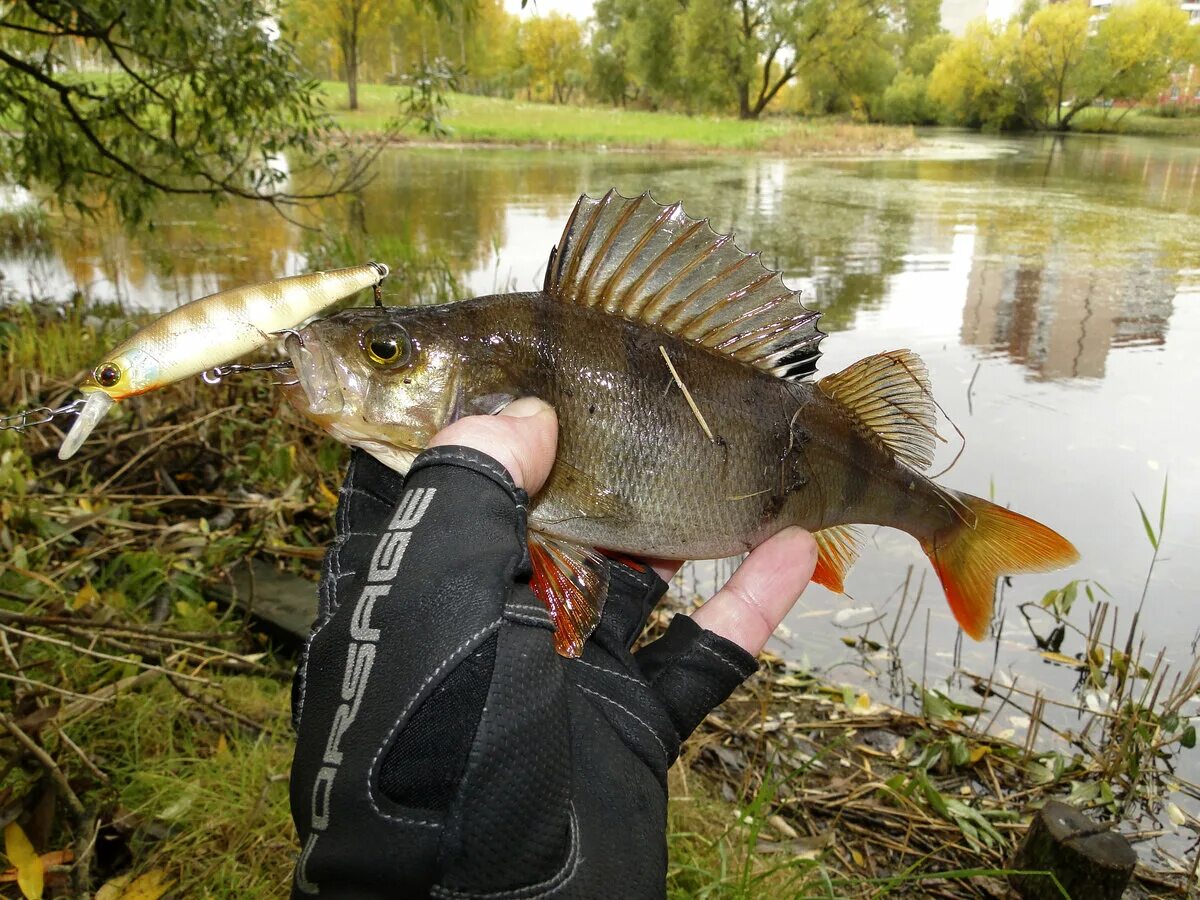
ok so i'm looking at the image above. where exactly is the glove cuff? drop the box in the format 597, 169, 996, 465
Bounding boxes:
409, 444, 526, 504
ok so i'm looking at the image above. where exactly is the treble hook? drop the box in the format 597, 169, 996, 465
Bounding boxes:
200, 360, 294, 385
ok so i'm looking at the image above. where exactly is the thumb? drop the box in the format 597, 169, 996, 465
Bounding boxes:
426, 397, 559, 494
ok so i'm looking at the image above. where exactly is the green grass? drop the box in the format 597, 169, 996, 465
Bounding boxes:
321, 83, 917, 154
1069, 106, 1200, 137
70, 677, 297, 895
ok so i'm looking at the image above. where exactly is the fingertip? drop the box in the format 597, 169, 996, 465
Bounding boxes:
775, 526, 819, 580
495, 398, 557, 493
497, 396, 552, 419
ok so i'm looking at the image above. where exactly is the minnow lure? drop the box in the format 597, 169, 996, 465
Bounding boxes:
57, 263, 389, 460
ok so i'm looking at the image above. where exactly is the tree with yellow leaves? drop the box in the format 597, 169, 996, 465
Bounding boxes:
930, 0, 1200, 131
518, 13, 588, 104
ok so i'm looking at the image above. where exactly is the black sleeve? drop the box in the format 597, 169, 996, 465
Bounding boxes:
289, 448, 758, 899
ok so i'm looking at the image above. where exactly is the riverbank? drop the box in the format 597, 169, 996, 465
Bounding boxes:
2, 301, 1196, 896
1068, 107, 1200, 138
323, 83, 1200, 152
323, 84, 918, 155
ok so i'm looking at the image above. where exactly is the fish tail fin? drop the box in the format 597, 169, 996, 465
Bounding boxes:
920, 492, 1078, 640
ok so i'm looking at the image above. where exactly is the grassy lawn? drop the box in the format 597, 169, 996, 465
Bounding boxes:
320, 82, 917, 154
1069, 106, 1200, 137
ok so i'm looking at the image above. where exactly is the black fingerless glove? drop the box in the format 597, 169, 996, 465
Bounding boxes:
289, 448, 759, 898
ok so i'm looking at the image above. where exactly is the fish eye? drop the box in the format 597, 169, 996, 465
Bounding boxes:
361, 324, 412, 368
95, 362, 122, 388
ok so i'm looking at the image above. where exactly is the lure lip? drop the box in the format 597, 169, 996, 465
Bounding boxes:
57, 391, 116, 460
284, 331, 345, 417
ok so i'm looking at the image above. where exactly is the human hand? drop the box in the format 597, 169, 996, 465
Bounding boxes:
289, 398, 817, 898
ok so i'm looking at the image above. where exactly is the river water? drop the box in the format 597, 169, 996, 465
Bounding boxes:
4, 132, 1199, 825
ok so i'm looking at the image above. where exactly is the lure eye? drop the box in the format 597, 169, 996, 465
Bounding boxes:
362, 324, 412, 368
95, 362, 122, 388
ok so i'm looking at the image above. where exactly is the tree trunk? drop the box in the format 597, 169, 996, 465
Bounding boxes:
346, 8, 360, 111
1010, 801, 1135, 900
737, 80, 754, 119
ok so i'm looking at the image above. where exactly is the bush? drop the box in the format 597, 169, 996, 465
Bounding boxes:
876, 71, 938, 125
1150, 103, 1200, 118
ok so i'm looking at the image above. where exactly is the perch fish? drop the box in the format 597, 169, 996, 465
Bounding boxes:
58, 264, 389, 460
281, 191, 1078, 656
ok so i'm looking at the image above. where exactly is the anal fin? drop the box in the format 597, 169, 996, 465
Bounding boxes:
811, 525, 861, 594
527, 532, 610, 657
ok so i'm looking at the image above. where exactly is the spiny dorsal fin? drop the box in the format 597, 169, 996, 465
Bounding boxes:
817, 350, 940, 471
812, 525, 861, 594
546, 190, 824, 380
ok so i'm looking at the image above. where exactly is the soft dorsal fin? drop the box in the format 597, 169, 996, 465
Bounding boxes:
817, 350, 940, 471
544, 190, 824, 380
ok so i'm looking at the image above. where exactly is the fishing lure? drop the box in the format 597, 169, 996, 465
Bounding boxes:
56, 264, 388, 459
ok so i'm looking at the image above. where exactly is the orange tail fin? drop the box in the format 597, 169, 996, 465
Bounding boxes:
921, 492, 1078, 640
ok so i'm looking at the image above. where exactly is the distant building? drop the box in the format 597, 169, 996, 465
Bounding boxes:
946, 0, 1200, 32
1161, 65, 1200, 107
1089, 0, 1200, 22
943, 0, 1200, 106
941, 0, 988, 34
941, 0, 1015, 35
1089, 0, 1200, 107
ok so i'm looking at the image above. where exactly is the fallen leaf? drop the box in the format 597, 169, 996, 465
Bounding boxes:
3, 822, 42, 899
768, 814, 798, 839
1166, 802, 1186, 827
95, 875, 130, 899
158, 784, 199, 821
317, 480, 340, 506
97, 869, 174, 900
72, 581, 98, 610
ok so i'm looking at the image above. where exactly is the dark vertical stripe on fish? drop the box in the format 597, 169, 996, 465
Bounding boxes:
840, 433, 873, 513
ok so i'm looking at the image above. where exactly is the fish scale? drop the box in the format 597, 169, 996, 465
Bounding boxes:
283, 190, 1078, 657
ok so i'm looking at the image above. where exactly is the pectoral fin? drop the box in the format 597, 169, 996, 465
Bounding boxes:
527, 532, 610, 657
542, 458, 631, 522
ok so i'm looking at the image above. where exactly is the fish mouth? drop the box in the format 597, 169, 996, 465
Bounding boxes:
284, 332, 344, 417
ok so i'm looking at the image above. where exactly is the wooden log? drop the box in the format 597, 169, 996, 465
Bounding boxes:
1009, 800, 1136, 900
216, 558, 316, 640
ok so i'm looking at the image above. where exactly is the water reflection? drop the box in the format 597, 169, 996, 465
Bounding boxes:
961, 244, 1176, 380
1, 191, 306, 309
